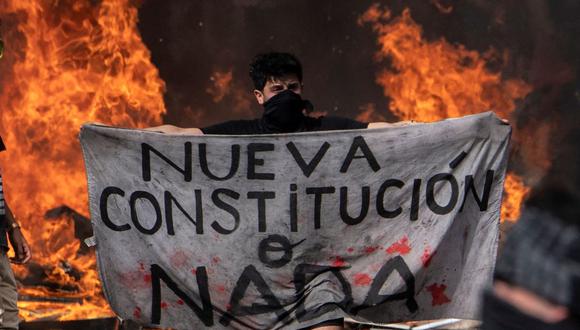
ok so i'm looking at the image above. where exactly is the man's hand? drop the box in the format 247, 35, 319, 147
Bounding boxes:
367, 121, 414, 129
494, 280, 568, 323
144, 125, 203, 135
8, 228, 31, 264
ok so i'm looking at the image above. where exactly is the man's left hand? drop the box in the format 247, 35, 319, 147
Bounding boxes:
8, 228, 31, 264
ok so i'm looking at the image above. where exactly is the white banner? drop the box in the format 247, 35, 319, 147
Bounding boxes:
80, 112, 510, 329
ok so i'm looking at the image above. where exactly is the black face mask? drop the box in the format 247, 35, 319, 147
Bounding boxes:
262, 90, 307, 132
482, 291, 580, 330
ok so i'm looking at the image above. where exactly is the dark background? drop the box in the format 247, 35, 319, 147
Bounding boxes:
137, 0, 579, 189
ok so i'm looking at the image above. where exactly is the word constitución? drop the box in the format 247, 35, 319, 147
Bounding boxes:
97, 137, 497, 235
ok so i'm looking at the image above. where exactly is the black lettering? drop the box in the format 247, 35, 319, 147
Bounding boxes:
340, 136, 380, 173
220, 265, 290, 326
339, 186, 370, 225
165, 190, 203, 235
247, 143, 275, 180
99, 186, 130, 231
426, 173, 459, 215
293, 264, 353, 322
460, 170, 495, 212
130, 191, 162, 235
142, 142, 192, 182
258, 235, 301, 268
449, 151, 468, 169
150, 264, 213, 326
199, 144, 240, 181
305, 187, 336, 229
376, 179, 404, 218
247, 191, 276, 232
410, 179, 421, 221
355, 256, 418, 313
286, 141, 330, 177
211, 189, 240, 234
290, 184, 298, 232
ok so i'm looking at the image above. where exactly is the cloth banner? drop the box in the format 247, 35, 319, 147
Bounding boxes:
80, 112, 510, 329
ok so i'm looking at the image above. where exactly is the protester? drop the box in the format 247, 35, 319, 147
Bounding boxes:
148, 52, 400, 136
481, 178, 580, 329
0, 136, 32, 330
147, 52, 404, 330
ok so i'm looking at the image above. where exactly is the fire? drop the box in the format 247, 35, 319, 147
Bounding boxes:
0, 0, 165, 321
360, 4, 533, 221
355, 103, 386, 123
206, 68, 254, 116
0, 0, 536, 322
206, 69, 233, 103
501, 174, 531, 222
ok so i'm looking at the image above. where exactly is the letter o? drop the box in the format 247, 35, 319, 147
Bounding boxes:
258, 235, 293, 268
426, 173, 459, 215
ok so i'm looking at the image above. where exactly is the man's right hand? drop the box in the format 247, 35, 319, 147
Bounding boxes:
367, 121, 414, 129
144, 125, 203, 135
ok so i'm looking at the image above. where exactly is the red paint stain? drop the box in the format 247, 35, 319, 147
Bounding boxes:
347, 247, 354, 253
143, 274, 151, 283
212, 256, 221, 264
118, 270, 149, 289
170, 251, 189, 268
422, 248, 437, 267
354, 273, 372, 286
138, 262, 145, 271
386, 236, 411, 255
216, 284, 227, 293
330, 256, 346, 267
364, 246, 379, 254
133, 307, 141, 319
160, 301, 169, 309
191, 268, 197, 275
426, 283, 451, 306
177, 299, 184, 305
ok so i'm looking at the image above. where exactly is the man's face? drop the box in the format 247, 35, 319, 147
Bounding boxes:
253, 74, 302, 105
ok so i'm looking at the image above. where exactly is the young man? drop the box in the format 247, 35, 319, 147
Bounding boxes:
148, 52, 399, 329
0, 136, 32, 330
151, 52, 395, 136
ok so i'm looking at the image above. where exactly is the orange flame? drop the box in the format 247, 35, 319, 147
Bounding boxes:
360, 4, 533, 221
501, 173, 531, 222
206, 69, 233, 103
0, 0, 165, 320
355, 103, 386, 123
430, 0, 453, 15
206, 68, 254, 116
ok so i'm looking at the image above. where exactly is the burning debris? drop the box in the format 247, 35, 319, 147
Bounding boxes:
359, 5, 532, 122
16, 205, 97, 320
357, 5, 535, 222
0, 0, 165, 321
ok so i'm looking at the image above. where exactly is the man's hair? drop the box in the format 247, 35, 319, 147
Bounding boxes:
249, 52, 303, 91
